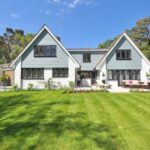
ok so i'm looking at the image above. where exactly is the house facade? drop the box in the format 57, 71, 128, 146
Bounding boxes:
10, 25, 150, 89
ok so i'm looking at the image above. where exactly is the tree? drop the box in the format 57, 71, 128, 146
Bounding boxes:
0, 27, 34, 64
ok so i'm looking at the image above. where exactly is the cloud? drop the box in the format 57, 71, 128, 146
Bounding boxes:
44, 10, 51, 15
46, 0, 95, 8
46, 0, 61, 4
10, 13, 20, 18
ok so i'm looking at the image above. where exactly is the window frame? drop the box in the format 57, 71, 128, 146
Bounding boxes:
34, 45, 57, 57
83, 53, 91, 63
108, 70, 140, 80
22, 68, 44, 80
116, 50, 131, 60
52, 68, 68, 78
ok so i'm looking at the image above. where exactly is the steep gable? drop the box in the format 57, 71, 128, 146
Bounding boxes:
10, 25, 80, 68
96, 33, 150, 70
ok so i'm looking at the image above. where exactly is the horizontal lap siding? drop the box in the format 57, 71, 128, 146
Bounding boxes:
22, 29, 68, 68
70, 51, 106, 71
106, 37, 142, 70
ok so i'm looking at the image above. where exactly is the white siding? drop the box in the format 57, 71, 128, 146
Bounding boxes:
141, 58, 150, 82
14, 58, 22, 88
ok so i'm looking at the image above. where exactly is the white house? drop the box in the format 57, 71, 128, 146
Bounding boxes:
10, 25, 150, 89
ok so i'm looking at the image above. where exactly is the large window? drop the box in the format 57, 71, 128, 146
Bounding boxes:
116, 50, 131, 60
22, 68, 44, 79
34, 45, 57, 57
108, 70, 140, 80
53, 68, 68, 77
83, 53, 91, 62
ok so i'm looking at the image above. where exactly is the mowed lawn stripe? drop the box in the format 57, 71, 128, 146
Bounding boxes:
126, 93, 150, 113
90, 93, 128, 150
112, 94, 150, 128
97, 94, 148, 150
54, 93, 87, 150
103, 94, 150, 150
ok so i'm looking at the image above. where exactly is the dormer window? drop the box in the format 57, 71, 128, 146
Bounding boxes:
34, 45, 57, 57
83, 53, 91, 63
116, 50, 131, 60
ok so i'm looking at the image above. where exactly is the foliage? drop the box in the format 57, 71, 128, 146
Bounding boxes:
68, 81, 75, 90
99, 16, 150, 60
99, 39, 113, 48
45, 78, 54, 90
12, 84, 19, 91
0, 28, 34, 64
27, 83, 34, 91
0, 74, 9, 82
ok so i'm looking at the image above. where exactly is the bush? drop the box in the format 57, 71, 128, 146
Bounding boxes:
0, 74, 9, 82
27, 83, 34, 91
68, 81, 75, 90
12, 84, 19, 91
45, 78, 54, 90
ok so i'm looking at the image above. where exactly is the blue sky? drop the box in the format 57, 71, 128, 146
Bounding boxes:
0, 0, 150, 48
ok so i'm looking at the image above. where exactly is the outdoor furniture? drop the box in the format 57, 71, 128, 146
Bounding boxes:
122, 80, 140, 88
97, 80, 111, 89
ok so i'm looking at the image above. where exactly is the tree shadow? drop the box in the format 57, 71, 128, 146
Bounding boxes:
0, 94, 119, 150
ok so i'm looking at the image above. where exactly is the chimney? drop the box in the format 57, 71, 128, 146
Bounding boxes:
56, 36, 61, 42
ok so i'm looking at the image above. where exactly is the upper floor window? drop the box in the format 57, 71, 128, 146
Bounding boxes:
83, 53, 91, 62
34, 45, 57, 57
116, 50, 131, 60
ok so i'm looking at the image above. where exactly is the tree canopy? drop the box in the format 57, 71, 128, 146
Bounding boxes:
99, 16, 150, 60
0, 28, 34, 64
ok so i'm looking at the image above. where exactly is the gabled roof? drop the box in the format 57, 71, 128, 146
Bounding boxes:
95, 32, 150, 70
10, 25, 80, 68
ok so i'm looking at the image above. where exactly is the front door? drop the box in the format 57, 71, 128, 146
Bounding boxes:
117, 70, 125, 86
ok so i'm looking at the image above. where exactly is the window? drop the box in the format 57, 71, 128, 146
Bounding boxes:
108, 70, 140, 80
83, 53, 91, 62
22, 68, 44, 79
53, 68, 68, 77
116, 50, 131, 60
34, 45, 57, 57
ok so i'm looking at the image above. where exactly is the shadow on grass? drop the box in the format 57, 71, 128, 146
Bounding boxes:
0, 93, 119, 150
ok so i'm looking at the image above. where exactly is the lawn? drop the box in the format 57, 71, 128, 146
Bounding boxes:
0, 91, 150, 150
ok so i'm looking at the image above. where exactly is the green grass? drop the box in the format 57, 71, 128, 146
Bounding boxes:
0, 91, 150, 150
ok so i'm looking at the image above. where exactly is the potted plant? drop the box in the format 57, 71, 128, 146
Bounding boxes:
0, 74, 10, 86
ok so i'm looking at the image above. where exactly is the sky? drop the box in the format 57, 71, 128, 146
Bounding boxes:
0, 0, 150, 48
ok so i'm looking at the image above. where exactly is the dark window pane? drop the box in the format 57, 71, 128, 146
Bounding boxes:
34, 45, 56, 57
53, 68, 68, 77
22, 68, 44, 79
83, 53, 91, 62
116, 50, 131, 60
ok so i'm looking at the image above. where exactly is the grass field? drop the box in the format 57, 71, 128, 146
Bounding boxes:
0, 91, 150, 150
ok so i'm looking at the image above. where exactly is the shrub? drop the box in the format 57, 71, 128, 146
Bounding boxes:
27, 83, 34, 91
0, 74, 9, 82
45, 78, 54, 90
68, 81, 75, 90
12, 84, 19, 91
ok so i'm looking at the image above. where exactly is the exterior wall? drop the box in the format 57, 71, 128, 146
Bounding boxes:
141, 58, 150, 82
106, 37, 142, 70
14, 58, 22, 88
70, 51, 106, 71
21, 58, 76, 89
22, 29, 68, 68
